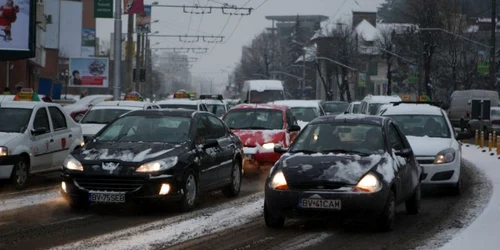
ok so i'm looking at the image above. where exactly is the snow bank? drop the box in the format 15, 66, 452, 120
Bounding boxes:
52, 193, 264, 250
437, 145, 499, 250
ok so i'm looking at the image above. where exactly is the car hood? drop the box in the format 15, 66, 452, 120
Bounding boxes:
76, 141, 181, 164
279, 153, 388, 185
406, 136, 453, 156
81, 123, 107, 136
0, 132, 22, 146
232, 129, 285, 147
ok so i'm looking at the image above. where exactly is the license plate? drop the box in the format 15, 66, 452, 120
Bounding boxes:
244, 154, 253, 159
300, 199, 341, 210
88, 192, 126, 203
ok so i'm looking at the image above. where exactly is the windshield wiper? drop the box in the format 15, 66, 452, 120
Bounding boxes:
289, 149, 318, 154
321, 149, 370, 156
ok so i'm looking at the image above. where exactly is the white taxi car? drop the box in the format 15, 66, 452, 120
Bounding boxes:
156, 92, 209, 111
80, 100, 160, 142
0, 98, 83, 189
200, 94, 228, 118
270, 100, 325, 129
380, 102, 471, 194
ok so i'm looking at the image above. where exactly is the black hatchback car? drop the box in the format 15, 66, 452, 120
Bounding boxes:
264, 114, 422, 231
61, 109, 244, 211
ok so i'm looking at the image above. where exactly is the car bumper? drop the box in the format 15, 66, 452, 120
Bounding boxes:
242, 147, 280, 172
0, 156, 19, 179
60, 172, 184, 203
420, 160, 460, 185
265, 186, 389, 219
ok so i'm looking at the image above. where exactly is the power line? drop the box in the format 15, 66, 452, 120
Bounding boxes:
196, 0, 211, 35
253, 0, 269, 10
151, 4, 253, 15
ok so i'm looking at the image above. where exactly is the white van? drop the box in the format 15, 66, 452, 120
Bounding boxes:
240, 80, 285, 103
359, 95, 402, 115
448, 90, 500, 129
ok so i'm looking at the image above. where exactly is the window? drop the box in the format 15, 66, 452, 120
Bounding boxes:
249, 90, 285, 103
206, 115, 226, 138
0, 108, 32, 133
368, 62, 378, 76
195, 116, 211, 143
33, 107, 50, 133
48, 107, 67, 130
223, 109, 284, 130
146, 106, 153, 109
285, 109, 298, 126
388, 124, 405, 150
81, 108, 137, 124
385, 114, 451, 138
290, 107, 319, 122
159, 104, 197, 110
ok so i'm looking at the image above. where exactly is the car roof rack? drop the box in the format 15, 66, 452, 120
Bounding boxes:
390, 101, 443, 107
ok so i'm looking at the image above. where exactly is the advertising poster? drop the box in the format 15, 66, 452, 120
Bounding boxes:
69, 58, 109, 88
123, 0, 144, 14
0, 0, 30, 51
81, 27, 96, 57
136, 4, 151, 33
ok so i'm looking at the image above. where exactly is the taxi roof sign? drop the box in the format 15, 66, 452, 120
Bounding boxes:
124, 92, 143, 101
14, 88, 40, 101
174, 93, 192, 99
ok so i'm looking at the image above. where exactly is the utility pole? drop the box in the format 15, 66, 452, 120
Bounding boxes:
126, 14, 134, 92
135, 31, 142, 92
112, 0, 122, 100
302, 51, 306, 99
491, 0, 496, 90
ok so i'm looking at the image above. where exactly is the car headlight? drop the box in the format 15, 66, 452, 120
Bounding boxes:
0, 146, 8, 156
63, 155, 83, 171
270, 170, 288, 190
434, 148, 455, 164
262, 143, 275, 149
353, 173, 381, 193
136, 156, 178, 173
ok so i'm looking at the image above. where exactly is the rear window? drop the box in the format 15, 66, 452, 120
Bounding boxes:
160, 104, 197, 110
81, 108, 136, 124
492, 109, 500, 117
223, 109, 284, 130
249, 90, 284, 103
290, 107, 319, 122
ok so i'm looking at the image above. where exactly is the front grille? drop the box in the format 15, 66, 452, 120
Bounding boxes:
75, 177, 144, 192
417, 159, 435, 164
290, 183, 344, 190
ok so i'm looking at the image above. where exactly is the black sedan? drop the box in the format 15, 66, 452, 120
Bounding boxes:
61, 109, 244, 211
264, 114, 422, 231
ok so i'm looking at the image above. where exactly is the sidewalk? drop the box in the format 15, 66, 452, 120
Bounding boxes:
440, 144, 500, 250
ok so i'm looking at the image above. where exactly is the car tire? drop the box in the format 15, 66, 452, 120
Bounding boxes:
179, 170, 198, 212
377, 190, 396, 232
10, 157, 29, 190
452, 180, 462, 196
405, 184, 421, 215
222, 160, 242, 198
264, 202, 285, 229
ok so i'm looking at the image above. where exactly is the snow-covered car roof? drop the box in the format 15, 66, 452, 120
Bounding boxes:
0, 101, 62, 109
201, 99, 226, 105
271, 100, 320, 108
381, 103, 443, 116
156, 99, 201, 105
362, 95, 402, 103
231, 103, 288, 111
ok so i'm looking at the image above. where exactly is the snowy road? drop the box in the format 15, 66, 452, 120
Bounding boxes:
0, 160, 488, 250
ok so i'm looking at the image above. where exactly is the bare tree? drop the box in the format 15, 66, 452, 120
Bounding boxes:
375, 26, 397, 95
237, 31, 278, 79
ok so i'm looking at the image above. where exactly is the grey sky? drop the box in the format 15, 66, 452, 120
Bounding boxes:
96, 0, 385, 84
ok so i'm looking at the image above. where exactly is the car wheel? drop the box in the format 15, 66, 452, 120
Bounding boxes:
179, 171, 198, 212
264, 202, 285, 228
451, 180, 462, 196
377, 190, 396, 232
405, 184, 421, 215
222, 160, 242, 198
10, 157, 29, 190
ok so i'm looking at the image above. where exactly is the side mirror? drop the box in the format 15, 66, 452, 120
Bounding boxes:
31, 127, 46, 136
202, 139, 218, 149
394, 148, 412, 157
456, 132, 473, 140
274, 146, 288, 154
288, 124, 301, 132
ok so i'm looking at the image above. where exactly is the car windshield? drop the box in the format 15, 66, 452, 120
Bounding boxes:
249, 90, 284, 103
385, 115, 451, 138
96, 115, 191, 143
290, 107, 319, 122
352, 103, 360, 113
223, 109, 284, 130
368, 103, 385, 115
159, 104, 197, 110
323, 102, 349, 113
0, 108, 32, 133
289, 123, 384, 155
81, 108, 136, 124
206, 104, 226, 117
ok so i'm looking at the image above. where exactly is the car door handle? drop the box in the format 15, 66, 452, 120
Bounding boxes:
50, 139, 54, 142
69, 134, 72, 138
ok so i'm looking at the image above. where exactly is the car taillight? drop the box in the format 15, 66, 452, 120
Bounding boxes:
466, 111, 470, 118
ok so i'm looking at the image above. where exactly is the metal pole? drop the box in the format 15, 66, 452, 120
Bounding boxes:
127, 14, 134, 91
490, 0, 496, 90
302, 51, 306, 99
113, 0, 122, 100
6, 61, 9, 90
135, 32, 142, 91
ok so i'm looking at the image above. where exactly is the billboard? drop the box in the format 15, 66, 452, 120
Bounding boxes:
136, 5, 151, 33
0, 0, 35, 60
81, 27, 96, 57
123, 0, 144, 14
69, 58, 109, 88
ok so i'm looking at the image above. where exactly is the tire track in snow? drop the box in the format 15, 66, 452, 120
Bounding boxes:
0, 189, 60, 213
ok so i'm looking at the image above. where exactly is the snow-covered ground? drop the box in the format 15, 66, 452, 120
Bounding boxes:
0, 12, 30, 50
0, 189, 60, 212
437, 144, 500, 250
52, 193, 264, 250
